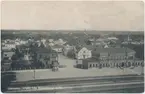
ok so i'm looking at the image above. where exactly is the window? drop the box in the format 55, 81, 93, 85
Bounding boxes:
138, 62, 140, 66
83, 55, 85, 59
93, 64, 95, 67
121, 62, 124, 67
135, 62, 138, 67
128, 62, 131, 67
90, 64, 92, 68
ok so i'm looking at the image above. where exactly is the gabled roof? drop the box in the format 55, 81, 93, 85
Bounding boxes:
84, 45, 96, 50
75, 45, 96, 53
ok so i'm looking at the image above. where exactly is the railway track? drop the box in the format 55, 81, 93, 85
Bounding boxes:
10, 74, 143, 87
7, 80, 144, 93
7, 75, 144, 93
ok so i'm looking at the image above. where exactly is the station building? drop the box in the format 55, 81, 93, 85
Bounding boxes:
76, 47, 143, 69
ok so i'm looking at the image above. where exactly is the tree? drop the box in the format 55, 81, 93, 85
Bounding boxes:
11, 54, 18, 61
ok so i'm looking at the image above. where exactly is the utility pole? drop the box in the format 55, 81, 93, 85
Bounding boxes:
33, 67, 35, 80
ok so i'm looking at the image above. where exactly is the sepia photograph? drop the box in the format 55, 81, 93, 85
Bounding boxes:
1, 1, 144, 93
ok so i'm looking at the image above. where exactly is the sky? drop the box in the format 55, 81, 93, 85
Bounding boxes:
1, 1, 144, 31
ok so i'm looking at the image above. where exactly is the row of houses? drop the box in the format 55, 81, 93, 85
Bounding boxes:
2, 38, 29, 50
87, 36, 118, 47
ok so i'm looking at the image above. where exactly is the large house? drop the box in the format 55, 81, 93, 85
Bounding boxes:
73, 45, 95, 59
76, 47, 141, 69
54, 39, 66, 45
51, 45, 63, 53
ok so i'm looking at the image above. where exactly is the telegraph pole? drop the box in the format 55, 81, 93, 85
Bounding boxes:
33, 67, 35, 80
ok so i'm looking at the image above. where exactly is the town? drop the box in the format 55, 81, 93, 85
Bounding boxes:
1, 31, 144, 71
1, 30, 144, 92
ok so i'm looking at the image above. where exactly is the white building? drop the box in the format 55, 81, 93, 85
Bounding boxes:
54, 39, 66, 45
51, 45, 63, 53
48, 42, 55, 46
74, 46, 92, 59
41, 38, 47, 47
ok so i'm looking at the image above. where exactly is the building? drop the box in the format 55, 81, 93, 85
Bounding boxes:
34, 47, 59, 69
16, 44, 30, 54
2, 49, 15, 60
54, 38, 66, 45
107, 37, 118, 41
48, 39, 54, 43
40, 38, 47, 47
76, 58, 143, 69
15, 38, 28, 44
48, 42, 55, 46
51, 45, 63, 53
74, 45, 95, 59
92, 48, 136, 60
75, 47, 141, 69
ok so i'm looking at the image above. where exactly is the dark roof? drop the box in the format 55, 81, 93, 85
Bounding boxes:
1, 60, 12, 64
2, 49, 14, 52
82, 58, 98, 62
92, 48, 135, 54
84, 45, 96, 50
51, 45, 63, 48
6, 41, 15, 44
65, 39, 78, 46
